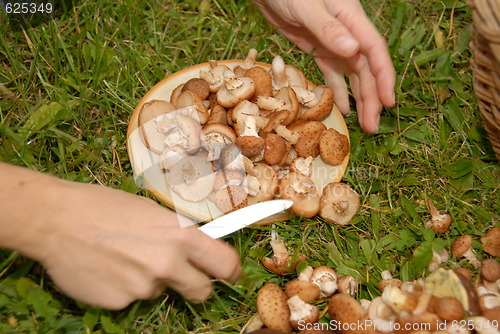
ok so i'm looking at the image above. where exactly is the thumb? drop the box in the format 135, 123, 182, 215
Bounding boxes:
301, 7, 360, 57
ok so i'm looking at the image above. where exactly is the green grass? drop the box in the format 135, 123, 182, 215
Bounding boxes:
1, 0, 499, 332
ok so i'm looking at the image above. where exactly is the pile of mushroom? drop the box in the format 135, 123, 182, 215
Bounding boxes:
246, 229, 500, 334
138, 49, 354, 220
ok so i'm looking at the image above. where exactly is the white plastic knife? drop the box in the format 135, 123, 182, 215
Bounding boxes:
198, 199, 293, 239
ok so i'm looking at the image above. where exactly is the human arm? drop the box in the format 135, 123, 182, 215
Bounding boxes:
254, 0, 396, 133
0, 162, 241, 310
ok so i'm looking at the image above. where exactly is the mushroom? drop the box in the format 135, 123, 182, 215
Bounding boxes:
230, 100, 261, 134
174, 90, 209, 125
290, 156, 314, 178
157, 112, 203, 154
297, 266, 314, 282
216, 70, 256, 108
481, 227, 500, 257
168, 156, 215, 202
381, 285, 418, 313
287, 120, 326, 158
138, 99, 177, 154
235, 115, 265, 162
259, 110, 300, 145
284, 280, 321, 303
451, 235, 480, 269
297, 85, 335, 122
481, 259, 500, 293
318, 182, 360, 225
433, 296, 465, 321
337, 275, 358, 297
245, 314, 264, 333
424, 199, 452, 234
264, 133, 288, 166
199, 61, 230, 93
181, 77, 210, 100
245, 66, 273, 98
209, 184, 248, 213
261, 230, 306, 275
319, 128, 350, 166
378, 271, 403, 292
206, 104, 228, 125
428, 249, 450, 273
256, 283, 293, 333
279, 171, 320, 218
212, 169, 244, 191
328, 294, 370, 334
270, 55, 289, 91
246, 163, 279, 205
201, 123, 236, 161
285, 64, 308, 89
159, 145, 189, 170
274, 87, 300, 126
233, 48, 258, 77
310, 265, 338, 299
287, 295, 320, 330
367, 296, 397, 333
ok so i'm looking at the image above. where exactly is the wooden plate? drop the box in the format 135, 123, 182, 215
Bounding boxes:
126, 60, 350, 223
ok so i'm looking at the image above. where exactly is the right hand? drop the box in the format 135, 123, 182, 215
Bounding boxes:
25, 178, 241, 310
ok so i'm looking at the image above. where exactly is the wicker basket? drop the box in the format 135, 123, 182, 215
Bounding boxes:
468, 0, 500, 160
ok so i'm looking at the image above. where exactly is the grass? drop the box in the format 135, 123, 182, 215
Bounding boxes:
0, 0, 499, 332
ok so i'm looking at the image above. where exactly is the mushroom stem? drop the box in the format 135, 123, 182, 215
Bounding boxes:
271, 55, 288, 89
275, 125, 300, 144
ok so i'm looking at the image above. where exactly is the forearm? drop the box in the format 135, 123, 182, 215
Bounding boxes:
0, 162, 62, 260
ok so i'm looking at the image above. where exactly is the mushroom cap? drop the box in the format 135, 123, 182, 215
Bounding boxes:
264, 133, 288, 166
481, 259, 500, 282
199, 64, 230, 93
482, 227, 500, 257
257, 283, 293, 333
279, 172, 320, 218
181, 77, 210, 100
209, 185, 248, 214
206, 104, 228, 125
202, 123, 237, 143
138, 100, 177, 154
290, 156, 314, 178
287, 120, 327, 158
299, 85, 335, 121
378, 278, 402, 292
310, 265, 338, 299
451, 235, 473, 258
328, 294, 367, 334
319, 128, 350, 166
174, 114, 203, 154
247, 163, 279, 205
216, 76, 256, 108
245, 66, 273, 98
285, 64, 308, 89
433, 296, 465, 321
212, 169, 244, 191
168, 156, 215, 202
174, 90, 209, 125
274, 87, 300, 126
318, 182, 360, 225
170, 83, 185, 105
259, 110, 290, 137
284, 280, 321, 303
287, 295, 320, 330
235, 135, 265, 162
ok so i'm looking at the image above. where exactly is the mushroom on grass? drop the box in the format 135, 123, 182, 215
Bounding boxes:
257, 283, 293, 333
424, 199, 452, 234
319, 128, 350, 166
451, 235, 480, 269
481, 227, 500, 257
169, 156, 215, 202
262, 230, 306, 275
318, 182, 360, 225
279, 172, 320, 218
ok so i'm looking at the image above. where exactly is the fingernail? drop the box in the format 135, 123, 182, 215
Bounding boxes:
335, 35, 359, 56
375, 113, 381, 133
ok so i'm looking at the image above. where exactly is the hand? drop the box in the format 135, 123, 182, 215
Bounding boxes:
1, 164, 241, 310
255, 0, 396, 133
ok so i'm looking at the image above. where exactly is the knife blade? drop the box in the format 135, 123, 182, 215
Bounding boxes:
198, 199, 293, 239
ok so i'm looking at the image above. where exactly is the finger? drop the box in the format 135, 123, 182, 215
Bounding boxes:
181, 229, 241, 283
163, 260, 213, 303
315, 56, 351, 115
298, 3, 360, 58
327, 1, 396, 108
346, 54, 382, 133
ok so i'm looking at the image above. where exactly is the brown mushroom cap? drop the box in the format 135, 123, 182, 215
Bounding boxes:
433, 296, 465, 321
206, 104, 228, 125
451, 235, 473, 258
174, 90, 209, 125
319, 128, 350, 166
288, 120, 326, 158
378, 278, 402, 292
285, 64, 308, 89
245, 66, 273, 98
235, 135, 265, 162
318, 182, 360, 225
257, 283, 293, 333
284, 280, 321, 303
199, 63, 230, 93
328, 294, 367, 334
168, 156, 215, 202
310, 266, 338, 299
482, 227, 500, 257
299, 85, 335, 121
181, 78, 210, 100
216, 76, 256, 108
212, 169, 244, 191
338, 275, 358, 297
247, 163, 279, 205
264, 133, 288, 166
274, 87, 300, 126
279, 172, 320, 218
138, 100, 177, 154
481, 259, 500, 282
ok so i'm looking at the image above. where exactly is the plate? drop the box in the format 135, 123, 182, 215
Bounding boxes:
126, 60, 350, 223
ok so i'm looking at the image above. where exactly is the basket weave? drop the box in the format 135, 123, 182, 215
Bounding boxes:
468, 0, 500, 160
